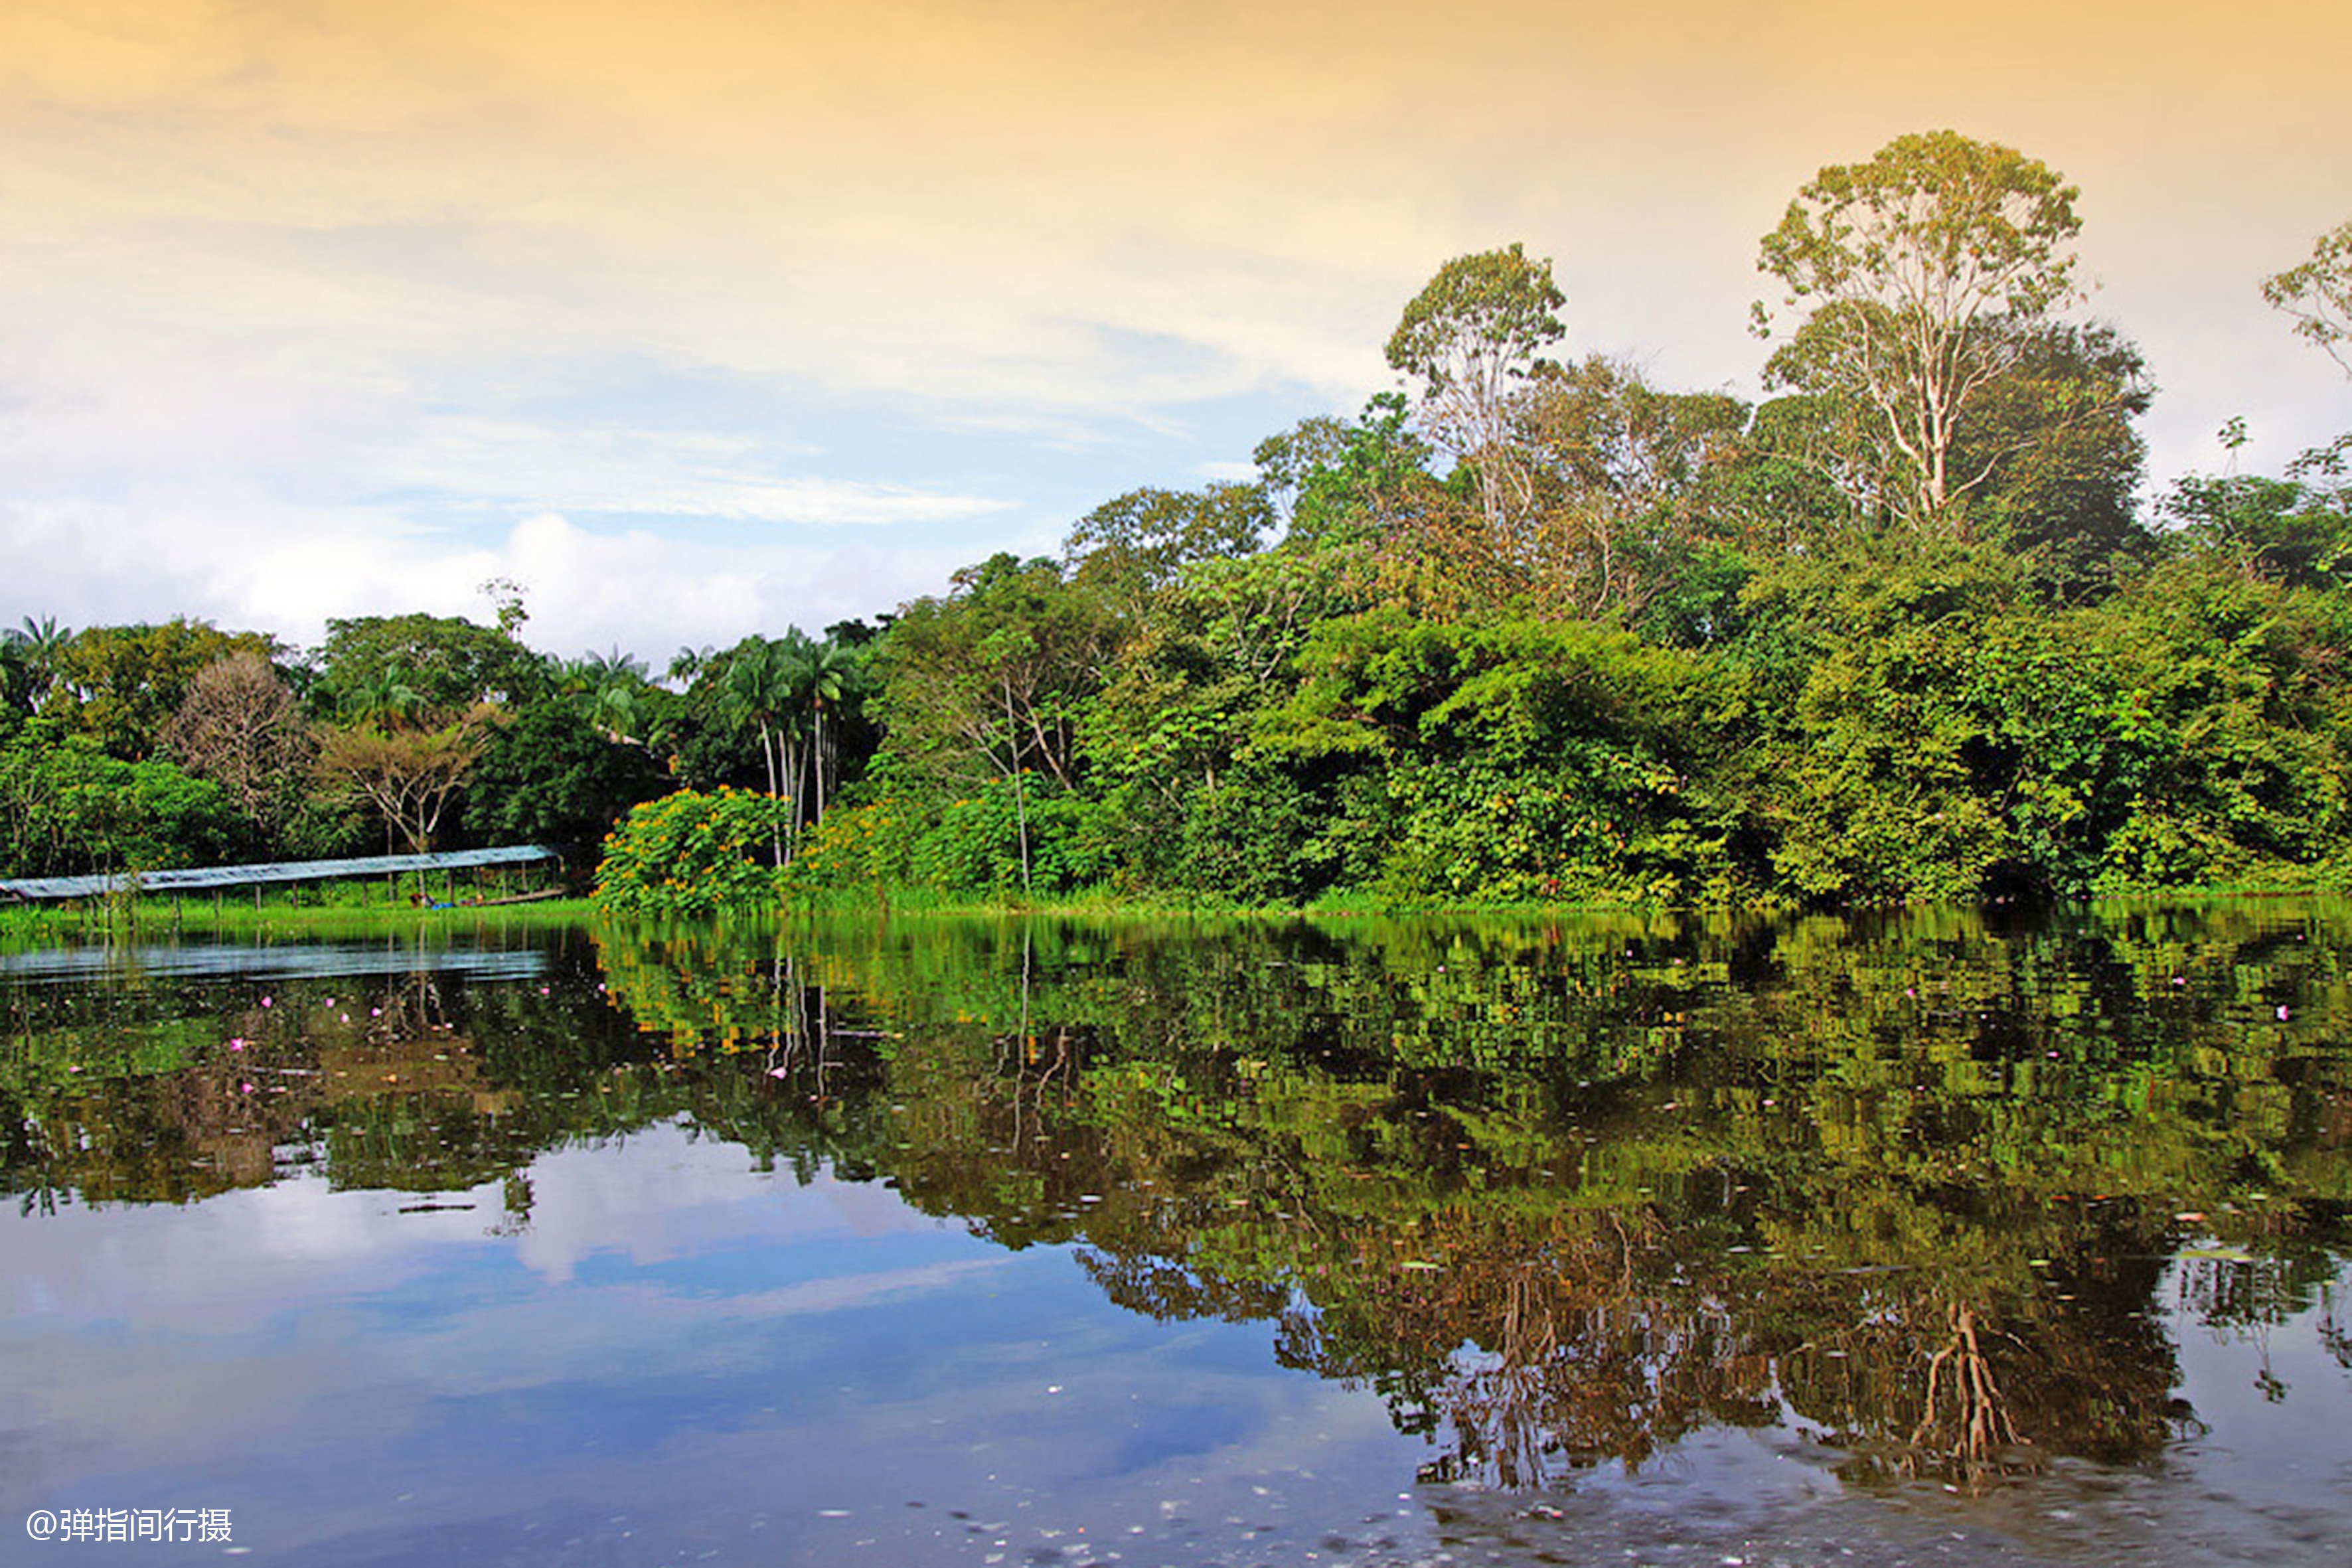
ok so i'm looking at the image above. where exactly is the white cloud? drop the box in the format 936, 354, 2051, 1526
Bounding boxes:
0, 1122, 961, 1324
387, 419, 1011, 527
0, 493, 1000, 658
485, 511, 997, 656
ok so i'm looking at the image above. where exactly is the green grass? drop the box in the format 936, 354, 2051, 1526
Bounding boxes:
13, 872, 2343, 953
0, 884, 596, 947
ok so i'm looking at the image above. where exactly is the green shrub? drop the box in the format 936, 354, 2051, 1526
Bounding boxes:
909, 775, 1109, 896
593, 788, 792, 915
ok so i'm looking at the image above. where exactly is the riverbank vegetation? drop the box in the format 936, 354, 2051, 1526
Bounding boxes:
6, 131, 2349, 915
0, 888, 598, 948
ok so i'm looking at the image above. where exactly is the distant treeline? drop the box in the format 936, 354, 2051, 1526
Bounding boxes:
8, 131, 2351, 909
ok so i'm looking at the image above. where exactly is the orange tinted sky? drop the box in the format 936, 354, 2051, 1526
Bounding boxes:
3, 0, 2347, 653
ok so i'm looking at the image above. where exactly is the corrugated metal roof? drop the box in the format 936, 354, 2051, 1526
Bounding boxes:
0, 845, 561, 902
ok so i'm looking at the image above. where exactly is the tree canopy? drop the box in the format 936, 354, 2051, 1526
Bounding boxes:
1754, 130, 2095, 530
11, 128, 2352, 914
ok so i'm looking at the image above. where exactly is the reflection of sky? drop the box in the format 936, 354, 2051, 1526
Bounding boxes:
1, 1121, 1433, 1567
10, 1119, 2352, 1565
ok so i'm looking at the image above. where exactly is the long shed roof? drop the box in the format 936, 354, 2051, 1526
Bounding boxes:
0, 845, 561, 902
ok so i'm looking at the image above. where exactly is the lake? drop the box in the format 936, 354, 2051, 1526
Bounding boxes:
4, 903, 2349, 1565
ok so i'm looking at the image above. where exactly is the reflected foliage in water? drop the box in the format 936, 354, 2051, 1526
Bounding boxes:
6, 902, 2349, 1496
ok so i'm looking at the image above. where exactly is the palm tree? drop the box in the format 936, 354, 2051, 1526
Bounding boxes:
588, 680, 648, 745
0, 638, 28, 718
581, 646, 649, 684
339, 661, 426, 729
560, 648, 653, 744
771, 630, 821, 854
804, 637, 864, 826
4, 615, 72, 706
722, 636, 810, 866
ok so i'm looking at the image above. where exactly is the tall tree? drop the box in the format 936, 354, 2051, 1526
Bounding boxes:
877, 555, 1121, 889
313, 723, 481, 856
1385, 244, 1566, 534
3, 617, 72, 712
802, 637, 864, 826
1943, 321, 2155, 591
1754, 131, 2090, 530
1256, 393, 1436, 551
1506, 355, 1751, 618
314, 613, 543, 720
1249, 414, 1352, 528
557, 647, 659, 745
720, 635, 805, 866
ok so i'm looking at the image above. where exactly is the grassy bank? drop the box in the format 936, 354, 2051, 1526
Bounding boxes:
8, 877, 2345, 951
0, 892, 598, 947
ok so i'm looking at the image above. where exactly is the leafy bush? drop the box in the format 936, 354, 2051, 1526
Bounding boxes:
1172, 759, 1323, 904
593, 788, 792, 915
775, 791, 925, 894
909, 776, 1110, 897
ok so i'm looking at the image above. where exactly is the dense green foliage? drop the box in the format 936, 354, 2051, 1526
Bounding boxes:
767, 135, 2350, 909
0, 721, 248, 877
463, 698, 668, 849
6, 131, 2350, 910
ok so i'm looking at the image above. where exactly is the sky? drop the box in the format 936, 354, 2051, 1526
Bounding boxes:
3, 0, 2348, 665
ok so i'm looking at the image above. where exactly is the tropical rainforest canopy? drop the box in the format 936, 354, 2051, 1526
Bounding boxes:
7, 132, 2351, 911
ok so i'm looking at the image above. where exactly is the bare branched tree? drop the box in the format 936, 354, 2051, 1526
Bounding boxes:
163, 653, 314, 838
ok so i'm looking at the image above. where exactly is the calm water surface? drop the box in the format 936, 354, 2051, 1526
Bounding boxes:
3, 905, 2349, 1566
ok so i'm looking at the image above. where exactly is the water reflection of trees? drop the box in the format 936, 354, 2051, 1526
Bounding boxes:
1087, 1180, 2213, 1492
7, 903, 2350, 1492
575, 907, 2352, 1488
744, 903, 2351, 1492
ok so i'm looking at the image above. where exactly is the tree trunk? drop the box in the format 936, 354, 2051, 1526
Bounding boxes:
759, 720, 783, 867
813, 704, 827, 824
1003, 674, 1031, 895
